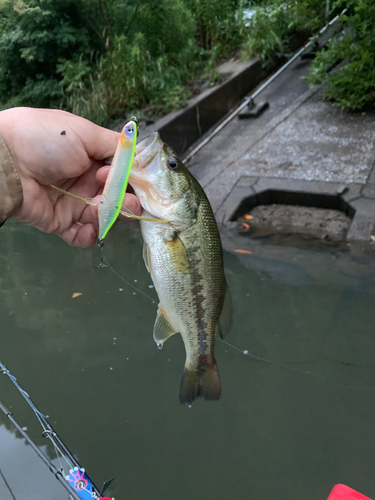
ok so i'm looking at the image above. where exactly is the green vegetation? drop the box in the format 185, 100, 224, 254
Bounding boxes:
0, 0, 373, 124
304, 0, 375, 110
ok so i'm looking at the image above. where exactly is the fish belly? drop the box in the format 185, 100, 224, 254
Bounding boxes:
141, 203, 226, 404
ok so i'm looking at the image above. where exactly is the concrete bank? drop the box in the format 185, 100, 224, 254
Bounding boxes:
187, 54, 375, 242
114, 57, 277, 156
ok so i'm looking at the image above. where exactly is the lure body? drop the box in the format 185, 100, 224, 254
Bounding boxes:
98, 119, 137, 240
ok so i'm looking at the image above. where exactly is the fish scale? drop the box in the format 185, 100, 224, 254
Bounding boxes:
130, 132, 233, 405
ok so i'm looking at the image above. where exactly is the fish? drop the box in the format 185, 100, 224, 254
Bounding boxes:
130, 132, 233, 405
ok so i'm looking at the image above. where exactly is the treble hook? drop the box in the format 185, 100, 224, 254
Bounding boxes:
95, 239, 109, 269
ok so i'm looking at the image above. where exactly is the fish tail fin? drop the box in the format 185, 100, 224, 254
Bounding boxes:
179, 356, 221, 406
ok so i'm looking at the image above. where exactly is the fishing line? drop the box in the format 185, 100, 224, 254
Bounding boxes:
108, 264, 156, 304
217, 338, 375, 391
0, 468, 17, 500
0, 361, 73, 470
0, 360, 102, 499
104, 250, 375, 392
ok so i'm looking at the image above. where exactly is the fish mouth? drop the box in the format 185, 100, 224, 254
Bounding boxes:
134, 132, 163, 168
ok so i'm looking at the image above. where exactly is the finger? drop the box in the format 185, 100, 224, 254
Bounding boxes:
50, 166, 101, 232
96, 165, 111, 185
119, 193, 142, 222
59, 222, 98, 248
77, 120, 120, 161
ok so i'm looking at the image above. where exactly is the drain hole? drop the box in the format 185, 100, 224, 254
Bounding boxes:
231, 190, 355, 221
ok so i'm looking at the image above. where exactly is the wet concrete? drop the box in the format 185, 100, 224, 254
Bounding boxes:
242, 204, 351, 241
187, 54, 375, 242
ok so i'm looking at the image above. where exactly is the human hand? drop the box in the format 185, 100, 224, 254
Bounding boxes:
0, 107, 142, 247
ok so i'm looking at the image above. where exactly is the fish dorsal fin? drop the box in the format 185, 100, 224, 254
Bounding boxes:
143, 243, 152, 274
153, 306, 178, 347
216, 283, 233, 339
165, 232, 190, 275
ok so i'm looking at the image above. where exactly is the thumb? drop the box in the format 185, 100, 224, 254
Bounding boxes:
76, 119, 120, 161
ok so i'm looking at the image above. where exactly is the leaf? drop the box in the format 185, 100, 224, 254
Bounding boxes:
72, 293, 82, 299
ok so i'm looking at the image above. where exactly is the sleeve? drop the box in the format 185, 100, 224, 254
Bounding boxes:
0, 132, 23, 224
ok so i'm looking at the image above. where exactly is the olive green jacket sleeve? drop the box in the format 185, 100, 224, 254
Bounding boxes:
0, 133, 23, 224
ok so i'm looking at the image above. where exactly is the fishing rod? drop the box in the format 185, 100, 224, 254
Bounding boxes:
0, 359, 114, 500
0, 399, 82, 500
182, 7, 348, 164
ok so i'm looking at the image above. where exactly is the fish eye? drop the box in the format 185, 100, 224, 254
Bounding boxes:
168, 159, 178, 170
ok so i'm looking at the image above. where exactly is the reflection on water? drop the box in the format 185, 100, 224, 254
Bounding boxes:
1, 220, 375, 500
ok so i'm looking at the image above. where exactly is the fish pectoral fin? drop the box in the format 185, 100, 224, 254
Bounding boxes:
153, 306, 178, 347
143, 243, 152, 274
216, 283, 233, 339
165, 232, 190, 275
50, 185, 96, 205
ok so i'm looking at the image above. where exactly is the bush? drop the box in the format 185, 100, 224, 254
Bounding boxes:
0, 0, 99, 108
6, 0, 368, 122
305, 0, 375, 110
0, 0, 199, 120
240, 0, 327, 62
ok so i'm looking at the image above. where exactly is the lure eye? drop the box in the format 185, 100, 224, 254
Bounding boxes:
168, 159, 178, 170
125, 125, 135, 138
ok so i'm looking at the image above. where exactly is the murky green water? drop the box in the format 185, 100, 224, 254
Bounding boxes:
1, 220, 375, 500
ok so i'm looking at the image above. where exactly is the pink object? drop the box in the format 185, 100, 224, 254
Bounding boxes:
328, 485, 372, 500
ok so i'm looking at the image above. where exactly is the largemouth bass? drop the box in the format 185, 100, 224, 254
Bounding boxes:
130, 132, 233, 405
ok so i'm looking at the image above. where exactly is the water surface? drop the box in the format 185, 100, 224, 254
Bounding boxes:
1, 221, 375, 500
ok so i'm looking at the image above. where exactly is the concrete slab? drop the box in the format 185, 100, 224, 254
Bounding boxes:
187, 44, 375, 242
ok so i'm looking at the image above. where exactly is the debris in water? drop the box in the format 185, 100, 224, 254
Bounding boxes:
234, 249, 252, 254
72, 293, 82, 299
119, 288, 123, 291
370, 235, 375, 245
239, 222, 250, 232
243, 350, 249, 355
148, 285, 154, 288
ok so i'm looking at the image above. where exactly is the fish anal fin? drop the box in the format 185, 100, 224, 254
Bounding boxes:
153, 306, 178, 347
216, 283, 233, 339
165, 233, 190, 275
143, 243, 152, 274
179, 356, 221, 406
